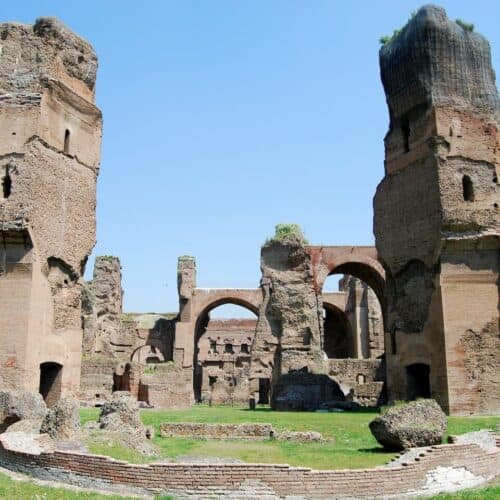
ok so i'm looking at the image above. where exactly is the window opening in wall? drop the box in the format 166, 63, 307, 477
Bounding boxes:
462, 175, 474, 201
240, 343, 249, 354
402, 117, 410, 153
224, 343, 234, 354
209, 376, 217, 387
2, 166, 12, 199
210, 340, 217, 354
406, 363, 431, 400
64, 129, 70, 154
356, 374, 366, 385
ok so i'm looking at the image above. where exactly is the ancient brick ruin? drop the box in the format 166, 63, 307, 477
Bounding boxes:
0, 18, 101, 405
0, 6, 497, 416
374, 6, 499, 415
78, 249, 385, 409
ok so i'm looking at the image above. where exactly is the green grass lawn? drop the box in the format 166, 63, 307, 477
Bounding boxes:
0, 471, 131, 499
1, 406, 498, 499
80, 405, 500, 470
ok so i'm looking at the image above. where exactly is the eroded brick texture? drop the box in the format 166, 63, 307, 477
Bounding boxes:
374, 6, 499, 414
0, 18, 101, 401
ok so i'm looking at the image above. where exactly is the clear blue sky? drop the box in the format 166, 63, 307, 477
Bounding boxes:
4, 1, 499, 314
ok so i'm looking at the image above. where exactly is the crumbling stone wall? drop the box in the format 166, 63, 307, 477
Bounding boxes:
328, 359, 385, 407
80, 256, 177, 404
250, 228, 331, 409
0, 18, 102, 401
374, 6, 499, 414
197, 319, 255, 404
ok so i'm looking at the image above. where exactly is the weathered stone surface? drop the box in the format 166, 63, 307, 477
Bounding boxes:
197, 319, 255, 405
250, 226, 331, 410
40, 398, 80, 441
276, 430, 324, 442
80, 256, 178, 405
160, 422, 274, 440
94, 391, 157, 456
82, 256, 124, 357
0, 16, 101, 398
369, 399, 447, 451
0, 390, 47, 433
4, 419, 42, 434
98, 391, 144, 433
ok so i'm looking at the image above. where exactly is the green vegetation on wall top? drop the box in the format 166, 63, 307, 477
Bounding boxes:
379, 12, 474, 46
265, 223, 308, 245
178, 255, 195, 262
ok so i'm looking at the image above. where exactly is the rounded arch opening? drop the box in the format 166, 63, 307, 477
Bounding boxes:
193, 300, 257, 404
322, 267, 385, 359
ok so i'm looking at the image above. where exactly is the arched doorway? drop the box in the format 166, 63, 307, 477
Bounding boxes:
39, 362, 63, 407
322, 268, 385, 360
193, 300, 258, 404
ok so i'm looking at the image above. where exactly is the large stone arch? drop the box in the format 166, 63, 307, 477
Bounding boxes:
190, 290, 260, 402
308, 246, 386, 323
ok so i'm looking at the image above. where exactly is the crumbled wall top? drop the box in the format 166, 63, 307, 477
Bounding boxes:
380, 5, 499, 120
0, 17, 97, 97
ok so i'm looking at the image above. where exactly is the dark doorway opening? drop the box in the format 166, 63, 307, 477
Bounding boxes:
258, 378, 270, 404
39, 362, 63, 407
323, 305, 354, 358
406, 363, 431, 400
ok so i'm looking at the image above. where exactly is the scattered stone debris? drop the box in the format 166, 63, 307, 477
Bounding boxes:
0, 390, 47, 433
95, 391, 158, 456
41, 398, 80, 441
159, 422, 326, 442
369, 399, 447, 451
276, 430, 325, 443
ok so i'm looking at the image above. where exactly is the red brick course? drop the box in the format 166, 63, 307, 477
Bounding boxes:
0, 439, 498, 497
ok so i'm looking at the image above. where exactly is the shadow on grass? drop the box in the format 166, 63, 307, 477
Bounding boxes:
358, 447, 388, 454
238, 407, 381, 414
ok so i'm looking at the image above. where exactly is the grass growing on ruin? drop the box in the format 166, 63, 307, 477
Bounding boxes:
79, 406, 500, 471
0, 471, 133, 499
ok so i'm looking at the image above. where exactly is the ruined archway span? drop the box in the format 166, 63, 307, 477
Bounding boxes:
192, 297, 258, 403
193, 298, 258, 346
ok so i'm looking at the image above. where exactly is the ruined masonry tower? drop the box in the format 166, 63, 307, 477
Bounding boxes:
374, 6, 499, 414
0, 19, 102, 404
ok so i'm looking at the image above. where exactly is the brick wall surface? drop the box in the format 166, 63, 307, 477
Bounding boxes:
0, 438, 498, 498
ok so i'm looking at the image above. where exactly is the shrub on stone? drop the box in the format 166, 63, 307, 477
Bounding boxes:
265, 224, 308, 245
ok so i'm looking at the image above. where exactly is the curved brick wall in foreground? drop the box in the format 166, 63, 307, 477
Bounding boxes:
0, 436, 498, 498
